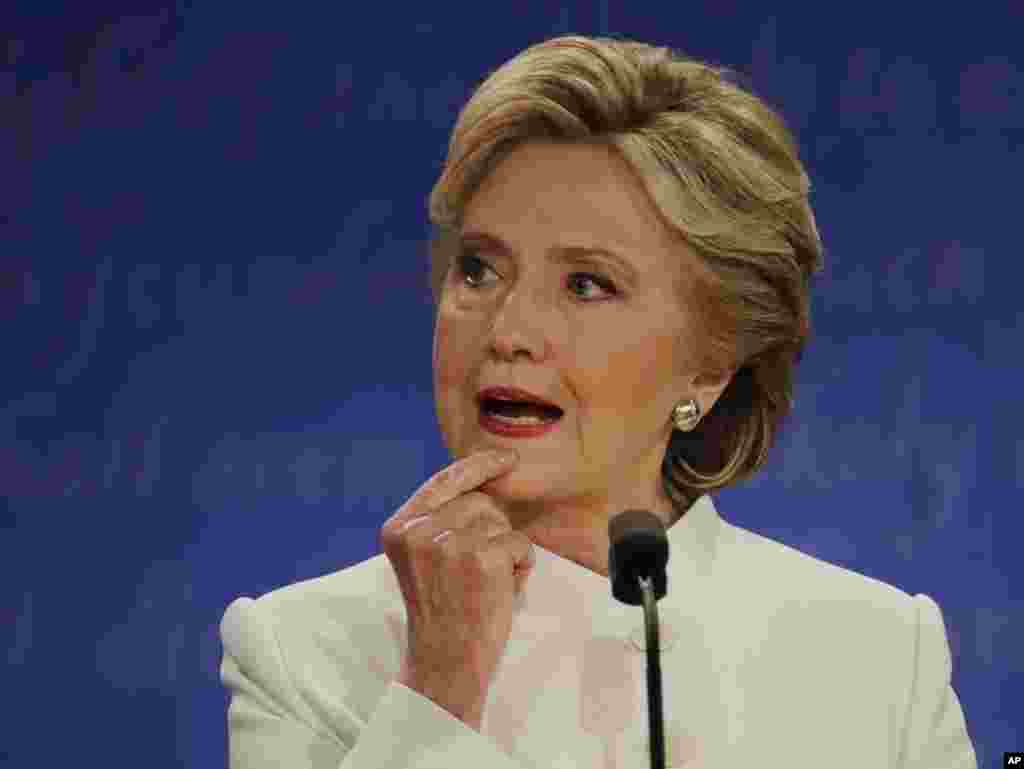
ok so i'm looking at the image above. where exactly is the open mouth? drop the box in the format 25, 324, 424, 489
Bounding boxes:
479, 397, 564, 425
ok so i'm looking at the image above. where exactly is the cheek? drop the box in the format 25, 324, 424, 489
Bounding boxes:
594, 332, 681, 407
433, 313, 470, 391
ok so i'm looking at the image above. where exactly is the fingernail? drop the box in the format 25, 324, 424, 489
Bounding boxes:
400, 514, 430, 532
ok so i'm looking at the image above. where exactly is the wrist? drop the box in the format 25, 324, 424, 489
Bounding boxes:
397, 662, 485, 731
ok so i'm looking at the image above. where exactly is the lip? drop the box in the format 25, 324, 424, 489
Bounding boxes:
477, 386, 561, 410
478, 409, 562, 438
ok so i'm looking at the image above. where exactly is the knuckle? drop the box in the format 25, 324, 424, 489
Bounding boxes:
478, 549, 507, 576
431, 529, 455, 550
437, 465, 460, 486
379, 521, 402, 546
381, 515, 413, 541
442, 456, 476, 484
382, 516, 432, 551
465, 491, 505, 518
463, 548, 492, 573
460, 490, 488, 506
447, 460, 471, 482
412, 527, 441, 551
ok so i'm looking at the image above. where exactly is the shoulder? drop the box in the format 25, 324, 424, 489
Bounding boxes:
717, 520, 954, 676
715, 517, 922, 635
218, 551, 406, 743
228, 548, 403, 647
250, 551, 401, 622
706, 519, 928, 711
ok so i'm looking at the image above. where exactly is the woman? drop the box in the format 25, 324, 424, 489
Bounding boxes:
219, 35, 977, 768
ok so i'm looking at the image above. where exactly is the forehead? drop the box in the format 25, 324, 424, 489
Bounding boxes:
464, 142, 669, 246
462, 142, 700, 294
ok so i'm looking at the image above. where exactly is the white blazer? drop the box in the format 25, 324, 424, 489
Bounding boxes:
219, 493, 977, 768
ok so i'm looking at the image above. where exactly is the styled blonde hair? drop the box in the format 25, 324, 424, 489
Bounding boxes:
424, 34, 825, 515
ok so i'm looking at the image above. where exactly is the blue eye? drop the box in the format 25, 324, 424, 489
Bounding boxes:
454, 251, 619, 301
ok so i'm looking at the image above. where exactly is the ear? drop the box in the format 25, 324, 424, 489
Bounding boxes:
691, 367, 737, 416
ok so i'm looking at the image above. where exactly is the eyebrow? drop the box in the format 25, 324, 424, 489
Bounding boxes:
458, 229, 638, 286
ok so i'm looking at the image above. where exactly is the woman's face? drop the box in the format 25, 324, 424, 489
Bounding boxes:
432, 141, 733, 563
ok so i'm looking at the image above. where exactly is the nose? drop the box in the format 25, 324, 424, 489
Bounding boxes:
487, 284, 553, 362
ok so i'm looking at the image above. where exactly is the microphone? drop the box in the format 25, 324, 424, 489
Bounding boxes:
608, 509, 669, 769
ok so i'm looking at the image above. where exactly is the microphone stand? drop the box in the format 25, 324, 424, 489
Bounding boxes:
608, 510, 670, 769
638, 575, 665, 769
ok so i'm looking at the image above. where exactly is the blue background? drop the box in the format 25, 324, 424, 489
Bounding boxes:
3, 2, 1021, 766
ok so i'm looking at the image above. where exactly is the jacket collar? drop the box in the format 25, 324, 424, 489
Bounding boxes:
513, 494, 723, 642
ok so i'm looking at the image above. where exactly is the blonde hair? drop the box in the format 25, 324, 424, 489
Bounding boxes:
424, 34, 825, 515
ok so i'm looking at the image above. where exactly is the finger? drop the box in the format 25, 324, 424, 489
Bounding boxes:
482, 529, 536, 581
429, 520, 534, 583
414, 450, 519, 516
395, 495, 512, 557
413, 512, 507, 551
385, 489, 510, 549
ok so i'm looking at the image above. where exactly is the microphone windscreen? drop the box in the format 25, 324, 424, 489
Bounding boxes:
608, 509, 664, 547
607, 509, 669, 605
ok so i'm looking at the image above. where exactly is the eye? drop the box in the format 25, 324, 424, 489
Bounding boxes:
454, 252, 495, 289
566, 273, 618, 300
454, 251, 619, 301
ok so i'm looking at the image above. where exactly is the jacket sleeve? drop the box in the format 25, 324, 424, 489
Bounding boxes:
219, 596, 535, 769
897, 593, 978, 769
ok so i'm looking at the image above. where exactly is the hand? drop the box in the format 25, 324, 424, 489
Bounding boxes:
380, 449, 534, 730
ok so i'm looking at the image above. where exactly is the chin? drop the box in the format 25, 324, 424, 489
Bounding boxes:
478, 469, 536, 496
